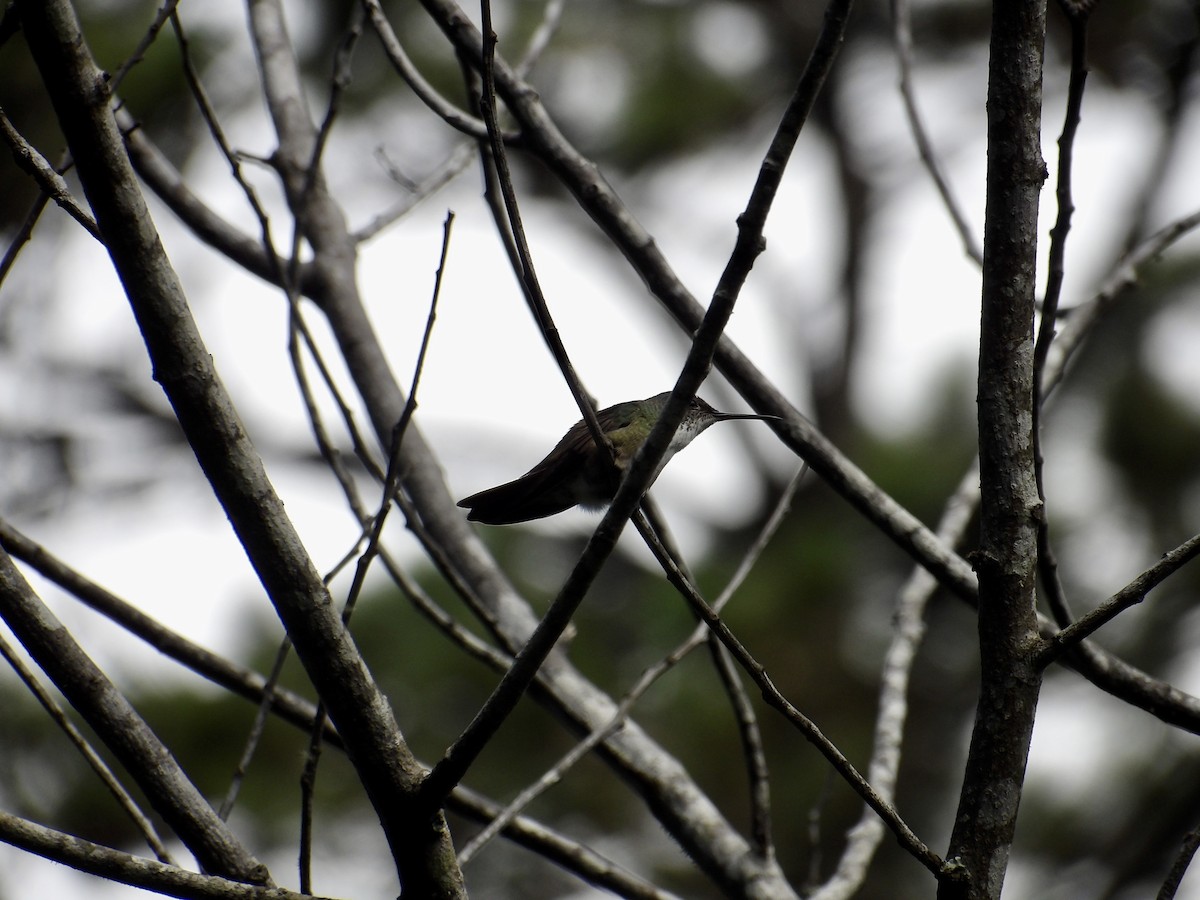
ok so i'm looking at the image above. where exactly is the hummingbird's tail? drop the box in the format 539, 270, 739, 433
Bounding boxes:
457, 470, 582, 525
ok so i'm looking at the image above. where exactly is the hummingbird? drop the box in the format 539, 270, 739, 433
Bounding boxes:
457, 392, 779, 525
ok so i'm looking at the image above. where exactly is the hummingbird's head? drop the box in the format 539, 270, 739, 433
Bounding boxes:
641, 392, 780, 427
629, 392, 780, 456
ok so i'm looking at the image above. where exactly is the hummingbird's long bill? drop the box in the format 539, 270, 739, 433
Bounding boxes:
457, 392, 779, 525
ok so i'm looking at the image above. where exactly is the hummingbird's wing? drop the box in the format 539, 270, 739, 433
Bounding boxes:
457, 404, 638, 525
457, 421, 601, 525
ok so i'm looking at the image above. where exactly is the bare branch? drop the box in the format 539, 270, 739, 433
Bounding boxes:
0, 517, 341, 744
0, 547, 269, 882
1031, 5, 1091, 635
22, 0, 455, 889
1040, 531, 1200, 667
361, 0, 501, 140
0, 812, 332, 900
0, 632, 175, 864
108, 0, 183, 91
890, 0, 983, 265
940, 0, 1048, 895
1158, 825, 1200, 900
0, 107, 98, 239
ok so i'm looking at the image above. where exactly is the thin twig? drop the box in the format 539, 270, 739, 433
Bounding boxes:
108, 0, 183, 92
218, 634, 294, 821
339, 211, 451, 629
804, 772, 835, 893
633, 503, 775, 862
633, 508, 944, 877
468, 0, 613, 470
378, 545, 513, 672
1039, 531, 1200, 667
0, 183, 54, 288
514, 0, 564, 78
451, 784, 683, 900
297, 697, 325, 895
890, 0, 983, 265
360, 0, 504, 140
0, 633, 176, 864
355, 141, 475, 242
1118, 3, 1200, 251
0, 108, 99, 239
1158, 825, 1200, 900
1045, 207, 1200, 395
0, 812, 331, 900
353, 0, 559, 244
298, 210, 452, 891
169, 8, 284, 279
0, 517, 342, 744
1031, 4, 1091, 634
708, 612, 774, 861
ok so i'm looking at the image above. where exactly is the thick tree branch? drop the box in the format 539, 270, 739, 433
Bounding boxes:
0, 632, 174, 864
18, 0, 459, 893
0, 517, 344, 746
0, 548, 269, 882
940, 2, 1048, 897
